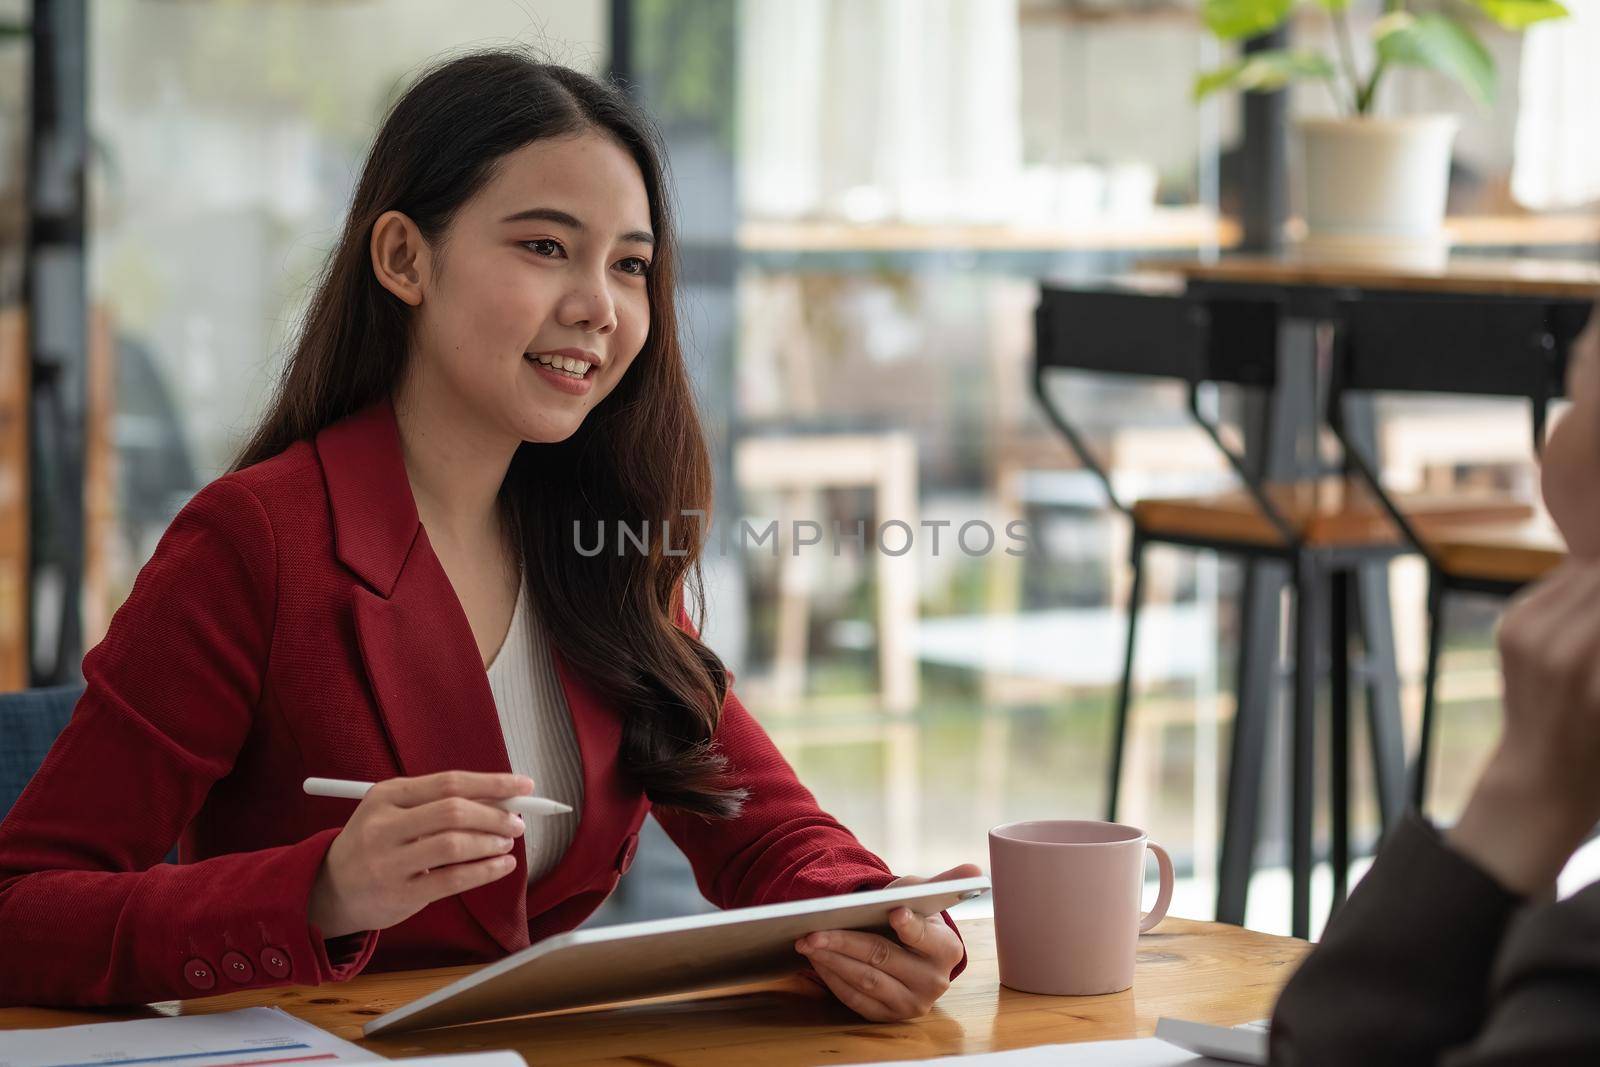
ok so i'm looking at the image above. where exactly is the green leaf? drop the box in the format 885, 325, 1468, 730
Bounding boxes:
1469, 0, 1569, 30
1313, 0, 1350, 10
1375, 12, 1496, 107
1201, 0, 1296, 40
1193, 49, 1337, 100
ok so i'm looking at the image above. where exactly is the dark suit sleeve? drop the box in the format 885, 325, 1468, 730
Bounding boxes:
1434, 884, 1600, 1066
0, 477, 378, 1007
1269, 812, 1523, 1067
652, 595, 968, 981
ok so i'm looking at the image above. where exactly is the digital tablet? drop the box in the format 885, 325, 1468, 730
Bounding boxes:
362, 875, 991, 1036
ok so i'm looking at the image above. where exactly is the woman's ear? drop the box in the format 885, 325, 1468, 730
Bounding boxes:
370, 209, 429, 307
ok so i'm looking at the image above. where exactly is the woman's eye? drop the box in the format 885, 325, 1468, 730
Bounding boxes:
619, 257, 651, 276
523, 238, 563, 257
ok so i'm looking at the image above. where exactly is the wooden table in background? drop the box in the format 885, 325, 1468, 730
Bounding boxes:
1119, 253, 1596, 939
1136, 254, 1600, 300
0, 918, 1307, 1065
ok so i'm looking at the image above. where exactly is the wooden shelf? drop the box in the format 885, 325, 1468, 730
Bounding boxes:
1279, 213, 1600, 248
739, 208, 1239, 254
738, 211, 1600, 258
1136, 253, 1600, 299
1444, 213, 1600, 248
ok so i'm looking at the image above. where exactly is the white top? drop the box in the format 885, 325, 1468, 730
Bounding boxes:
485, 576, 584, 883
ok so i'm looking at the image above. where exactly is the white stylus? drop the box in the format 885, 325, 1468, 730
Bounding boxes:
302, 776, 574, 817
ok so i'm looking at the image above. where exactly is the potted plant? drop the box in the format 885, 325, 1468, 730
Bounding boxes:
1194, 0, 1569, 267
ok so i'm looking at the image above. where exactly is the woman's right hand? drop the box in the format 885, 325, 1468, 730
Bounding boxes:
308, 770, 531, 939
1447, 560, 1600, 895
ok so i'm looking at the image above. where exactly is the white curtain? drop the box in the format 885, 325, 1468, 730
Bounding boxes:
738, 0, 1023, 223
1511, 0, 1600, 210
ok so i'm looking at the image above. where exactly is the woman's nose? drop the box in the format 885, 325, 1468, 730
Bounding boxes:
560, 279, 617, 332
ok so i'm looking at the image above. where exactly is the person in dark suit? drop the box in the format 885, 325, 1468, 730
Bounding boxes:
0, 50, 978, 1015
1270, 301, 1600, 1066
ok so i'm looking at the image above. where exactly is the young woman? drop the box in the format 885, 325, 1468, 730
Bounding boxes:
1270, 302, 1600, 1065
0, 50, 978, 1017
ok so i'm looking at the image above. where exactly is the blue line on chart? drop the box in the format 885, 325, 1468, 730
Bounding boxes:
38, 1042, 311, 1067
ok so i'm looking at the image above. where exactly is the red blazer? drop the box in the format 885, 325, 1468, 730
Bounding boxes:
0, 396, 964, 1007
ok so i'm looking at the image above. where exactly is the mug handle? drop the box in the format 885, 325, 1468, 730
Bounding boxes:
1139, 841, 1174, 933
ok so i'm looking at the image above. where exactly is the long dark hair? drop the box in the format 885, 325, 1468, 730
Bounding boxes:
229, 48, 745, 818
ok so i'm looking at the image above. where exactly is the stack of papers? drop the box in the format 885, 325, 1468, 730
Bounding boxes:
0, 1007, 525, 1067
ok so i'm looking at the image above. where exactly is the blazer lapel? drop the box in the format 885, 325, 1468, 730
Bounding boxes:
349, 548, 528, 953
315, 396, 526, 954
316, 395, 639, 954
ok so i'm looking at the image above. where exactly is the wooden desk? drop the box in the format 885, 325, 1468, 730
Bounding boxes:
1136, 254, 1600, 301
0, 918, 1307, 1065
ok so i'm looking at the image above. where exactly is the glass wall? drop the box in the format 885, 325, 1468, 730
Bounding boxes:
729, 0, 1239, 925
51, 0, 1599, 938
85, 0, 608, 635
724, 0, 1596, 937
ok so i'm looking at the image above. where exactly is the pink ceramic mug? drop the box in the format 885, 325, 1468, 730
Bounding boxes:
988, 819, 1174, 996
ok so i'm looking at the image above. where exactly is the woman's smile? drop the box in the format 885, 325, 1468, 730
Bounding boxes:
524, 351, 596, 395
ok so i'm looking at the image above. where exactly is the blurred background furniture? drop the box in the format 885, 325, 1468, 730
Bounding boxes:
732, 430, 922, 872
733, 432, 920, 715
1134, 255, 1600, 934
1326, 293, 1593, 817
1411, 521, 1566, 813
0, 308, 27, 692
1034, 285, 1536, 939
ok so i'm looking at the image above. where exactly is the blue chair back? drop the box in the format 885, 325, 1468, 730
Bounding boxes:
0, 683, 86, 819
0, 683, 180, 864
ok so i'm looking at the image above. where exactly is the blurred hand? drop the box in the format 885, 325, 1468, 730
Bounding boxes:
1448, 562, 1600, 894
308, 770, 530, 938
795, 862, 981, 1021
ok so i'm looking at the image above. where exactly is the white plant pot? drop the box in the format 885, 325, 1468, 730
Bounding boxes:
1295, 115, 1459, 269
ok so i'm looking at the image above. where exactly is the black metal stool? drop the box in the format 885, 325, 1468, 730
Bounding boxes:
1034, 287, 1536, 938
1327, 294, 1592, 823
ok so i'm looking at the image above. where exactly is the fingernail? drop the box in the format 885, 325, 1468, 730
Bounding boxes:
495, 836, 512, 848
795, 940, 810, 954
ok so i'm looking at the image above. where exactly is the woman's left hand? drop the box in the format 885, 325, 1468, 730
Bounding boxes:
795, 863, 983, 1021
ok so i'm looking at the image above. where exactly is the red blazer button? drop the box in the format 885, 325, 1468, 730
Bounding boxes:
259, 946, 291, 978
183, 957, 216, 991
221, 950, 255, 984
614, 832, 639, 875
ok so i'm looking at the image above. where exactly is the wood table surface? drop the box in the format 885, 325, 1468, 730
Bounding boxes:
0, 918, 1308, 1065
1137, 254, 1600, 300
1431, 519, 1568, 585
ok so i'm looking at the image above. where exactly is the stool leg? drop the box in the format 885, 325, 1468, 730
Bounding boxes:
1412, 574, 1447, 816
1217, 558, 1283, 927
1107, 536, 1147, 824
1330, 569, 1352, 916
1355, 564, 1408, 834
1291, 556, 1320, 941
